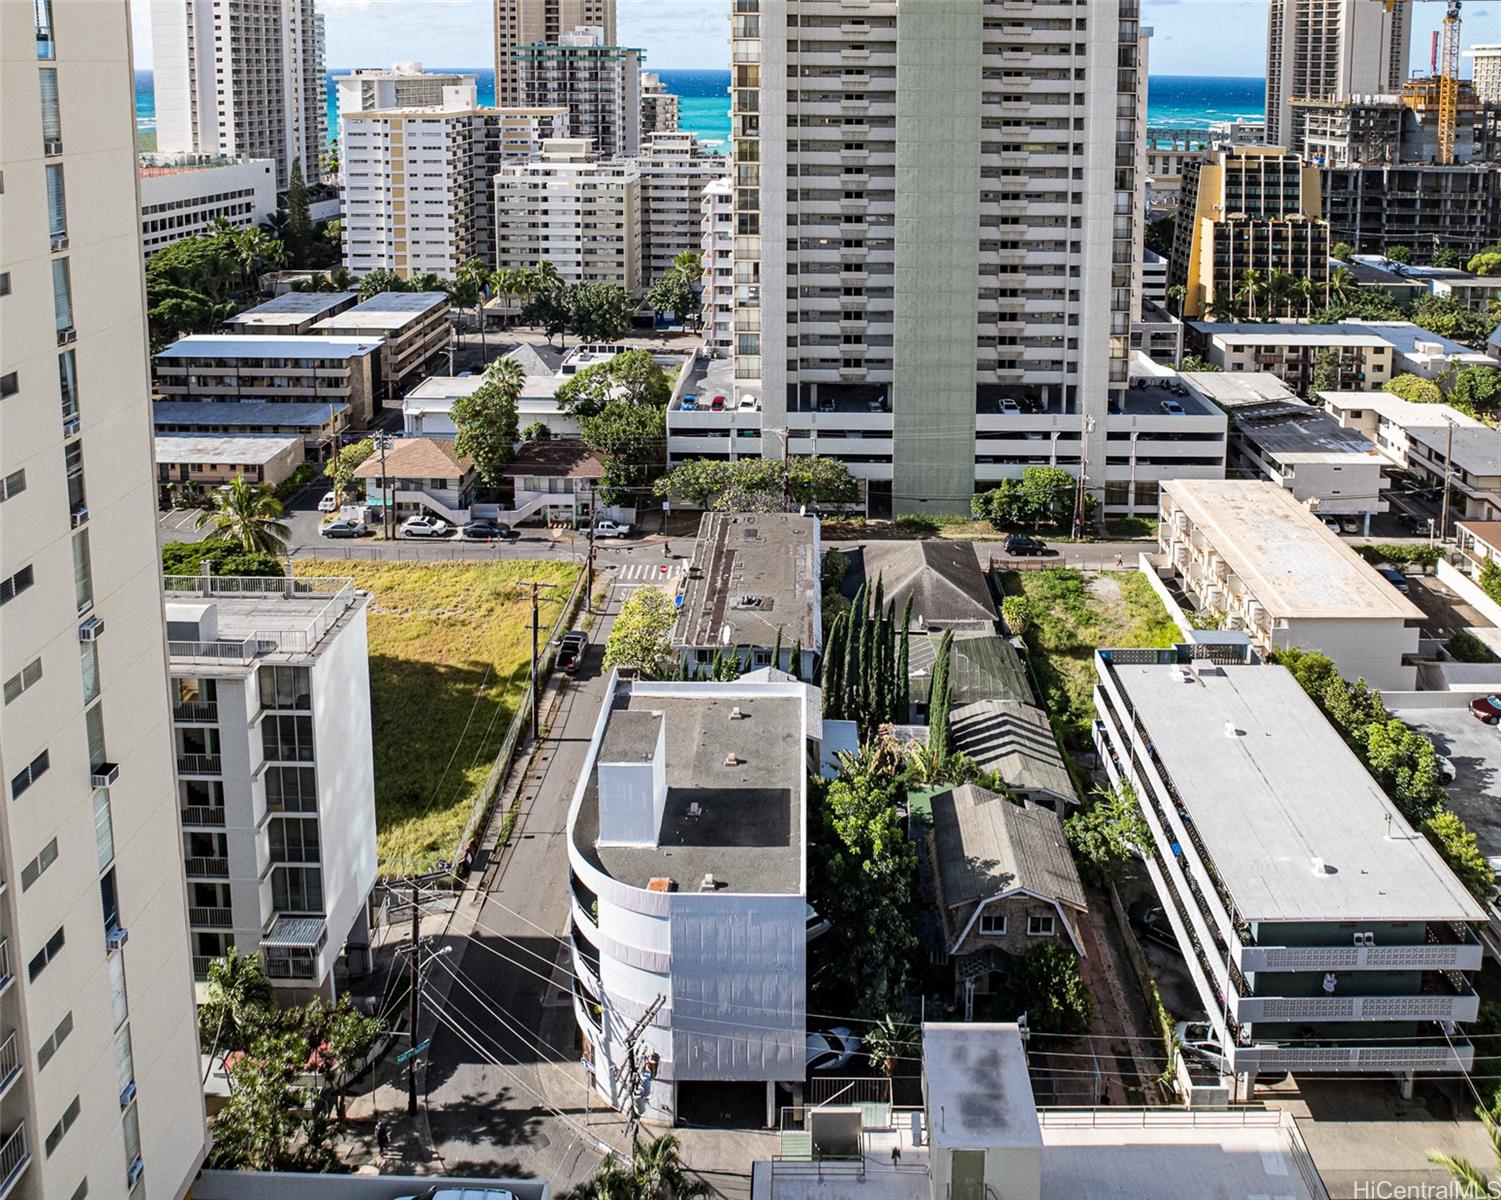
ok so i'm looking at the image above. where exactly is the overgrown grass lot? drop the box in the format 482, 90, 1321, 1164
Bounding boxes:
296, 558, 578, 875
1005, 568, 1179, 750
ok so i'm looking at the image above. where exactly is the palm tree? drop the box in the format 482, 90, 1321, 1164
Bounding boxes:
195, 476, 290, 553
199, 947, 275, 1083
530, 258, 563, 297
1234, 268, 1266, 320
1206, 294, 1243, 323
631, 1134, 709, 1200
486, 354, 526, 400
1429, 1108, 1501, 1194
1266, 269, 1297, 319
455, 258, 492, 361
491, 267, 526, 327
865, 1013, 918, 1078
1164, 283, 1187, 317
1295, 275, 1317, 317
1328, 266, 1357, 304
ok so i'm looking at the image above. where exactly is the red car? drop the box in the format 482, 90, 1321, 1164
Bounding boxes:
1470, 695, 1501, 724
710, 395, 727, 412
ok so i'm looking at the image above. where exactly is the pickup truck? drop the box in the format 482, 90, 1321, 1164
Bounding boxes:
593, 520, 632, 538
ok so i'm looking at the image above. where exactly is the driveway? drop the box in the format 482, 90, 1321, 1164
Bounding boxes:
1405, 575, 1495, 640
1390, 706, 1501, 859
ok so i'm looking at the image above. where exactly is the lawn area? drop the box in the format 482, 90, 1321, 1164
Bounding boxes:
295, 558, 579, 876
1005, 568, 1179, 752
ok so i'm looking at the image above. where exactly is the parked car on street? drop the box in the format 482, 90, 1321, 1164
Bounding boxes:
319, 519, 371, 539
396, 1189, 516, 1200
1128, 900, 1177, 950
557, 631, 587, 673
1003, 534, 1048, 556
461, 520, 518, 541
806, 1027, 860, 1072
317, 491, 338, 513
1377, 567, 1409, 593
593, 519, 632, 538
1470, 695, 1501, 724
402, 515, 456, 539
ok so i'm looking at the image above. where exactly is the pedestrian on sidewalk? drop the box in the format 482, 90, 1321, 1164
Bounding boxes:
375, 1117, 390, 1161
1114, 553, 1124, 568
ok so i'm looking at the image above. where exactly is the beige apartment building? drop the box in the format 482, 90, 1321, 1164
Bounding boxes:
494, 139, 643, 291
639, 132, 727, 287
1, 2, 211, 1197
150, 0, 327, 190
493, 0, 615, 106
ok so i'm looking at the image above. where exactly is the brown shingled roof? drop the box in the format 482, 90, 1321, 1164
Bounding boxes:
352, 437, 472, 479
501, 438, 606, 479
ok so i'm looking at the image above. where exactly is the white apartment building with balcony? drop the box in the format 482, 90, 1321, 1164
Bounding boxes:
164, 576, 376, 1000
150, 0, 328, 190
2, 2, 212, 1196
336, 63, 476, 115
515, 26, 642, 160
700, 178, 734, 356
341, 87, 569, 279
728, 0, 1144, 517
641, 72, 680, 137
1094, 646, 1484, 1097
137, 154, 276, 259
638, 132, 728, 287
566, 674, 814, 1126
1156, 479, 1422, 689
494, 140, 643, 291
1468, 45, 1501, 106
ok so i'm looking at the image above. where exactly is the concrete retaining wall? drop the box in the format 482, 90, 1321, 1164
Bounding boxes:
192, 1170, 549, 1200
1438, 559, 1501, 627
1136, 552, 1195, 639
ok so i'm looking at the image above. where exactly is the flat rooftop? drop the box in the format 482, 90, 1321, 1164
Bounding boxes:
1105, 658, 1485, 924
1180, 371, 1300, 410
1234, 407, 1383, 462
923, 1023, 1041, 1150
153, 434, 303, 464
1346, 320, 1499, 361
572, 687, 806, 895
164, 575, 363, 661
1161, 479, 1423, 621
223, 292, 358, 326
312, 291, 448, 332
1190, 322, 1391, 348
152, 401, 350, 429
1407, 423, 1501, 477
1319, 390, 1484, 430
155, 335, 383, 361
674, 512, 820, 652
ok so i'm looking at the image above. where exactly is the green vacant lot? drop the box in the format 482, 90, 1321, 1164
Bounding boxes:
296, 558, 579, 875
1005, 568, 1179, 751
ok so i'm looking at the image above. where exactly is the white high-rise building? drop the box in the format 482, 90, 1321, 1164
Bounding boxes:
341, 90, 569, 278
641, 72, 681, 138
494, 139, 643, 291
638, 132, 728, 286
2, 2, 211, 1197
493, 0, 616, 107
336, 63, 474, 115
150, 0, 328, 190
515, 26, 643, 160
1466, 45, 1501, 106
165, 575, 376, 1002
701, 178, 734, 356
1264, 0, 1411, 153
729, 0, 1142, 517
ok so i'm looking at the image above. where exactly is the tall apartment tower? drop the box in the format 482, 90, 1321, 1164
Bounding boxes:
515, 26, 643, 160
1467, 45, 1501, 105
731, 0, 1142, 516
150, 0, 328, 190
1264, 0, 1411, 154
1, 2, 210, 1197
494, 0, 616, 106
336, 63, 475, 115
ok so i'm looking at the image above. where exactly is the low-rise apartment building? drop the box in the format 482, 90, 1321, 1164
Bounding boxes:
1182, 372, 1388, 529
152, 334, 384, 426
1188, 323, 1394, 394
312, 292, 451, 398
1323, 391, 1501, 524
673, 511, 822, 678
566, 673, 814, 1125
154, 434, 306, 497
1353, 321, 1499, 381
1094, 647, 1485, 1093
138, 153, 277, 259
1157, 478, 1422, 688
152, 400, 351, 447
165, 575, 376, 1000
223, 291, 359, 336
637, 132, 726, 288
493, 139, 643, 292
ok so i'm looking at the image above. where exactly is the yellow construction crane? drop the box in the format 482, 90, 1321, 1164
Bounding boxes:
1379, 0, 1463, 164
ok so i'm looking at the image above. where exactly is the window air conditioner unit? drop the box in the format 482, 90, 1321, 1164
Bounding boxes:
106, 925, 129, 951
91, 762, 120, 788
62, 417, 80, 437
69, 506, 88, 529
119, 1081, 136, 1109
78, 617, 105, 641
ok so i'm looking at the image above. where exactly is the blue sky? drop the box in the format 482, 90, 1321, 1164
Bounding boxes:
129, 0, 1491, 77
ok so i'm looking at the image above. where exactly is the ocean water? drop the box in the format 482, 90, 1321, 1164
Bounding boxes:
135, 70, 1262, 149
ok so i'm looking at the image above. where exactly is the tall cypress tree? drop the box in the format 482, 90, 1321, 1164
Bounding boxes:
285, 158, 312, 262
897, 596, 913, 720
792, 638, 804, 683
883, 601, 898, 723
929, 629, 955, 761
772, 625, 784, 674
821, 614, 845, 716
842, 598, 862, 718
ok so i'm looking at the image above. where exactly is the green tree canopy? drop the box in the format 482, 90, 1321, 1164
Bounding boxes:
645, 268, 699, 324
603, 587, 676, 678
566, 281, 636, 342
163, 541, 284, 578
357, 268, 410, 300
284, 157, 313, 261
1331, 241, 1354, 262
1383, 373, 1444, 405
555, 349, 672, 418
452, 358, 524, 483
1384, 244, 1413, 264
579, 401, 663, 505
1064, 782, 1148, 881
325, 437, 374, 503
1410, 294, 1499, 347
195, 477, 290, 554
1451, 366, 1501, 413
1467, 250, 1501, 278
991, 941, 1094, 1036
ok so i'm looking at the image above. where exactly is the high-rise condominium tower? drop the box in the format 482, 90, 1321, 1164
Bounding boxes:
494, 0, 616, 106
1265, 0, 1411, 154
731, 0, 1143, 516
151, 0, 328, 189
1, 2, 210, 1197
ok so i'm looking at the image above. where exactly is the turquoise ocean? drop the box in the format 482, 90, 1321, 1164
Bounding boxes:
134, 70, 1263, 152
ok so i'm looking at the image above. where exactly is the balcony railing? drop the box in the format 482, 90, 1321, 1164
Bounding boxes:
1234, 987, 1479, 1025
192, 955, 215, 981
1231, 1039, 1473, 1075
1238, 931, 1484, 974
0, 941, 12, 998
173, 701, 219, 723
189, 907, 233, 929
0, 1124, 29, 1200
264, 955, 317, 980
184, 856, 229, 878
177, 754, 222, 775
0, 1034, 20, 1101
181, 805, 226, 827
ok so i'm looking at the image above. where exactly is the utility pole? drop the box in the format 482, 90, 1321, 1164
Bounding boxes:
612, 995, 665, 1146
585, 483, 597, 615
1439, 415, 1455, 544
517, 580, 560, 739
407, 878, 420, 1117
376, 434, 393, 540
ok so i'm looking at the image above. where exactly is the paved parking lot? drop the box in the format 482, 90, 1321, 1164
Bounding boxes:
1390, 705, 1501, 857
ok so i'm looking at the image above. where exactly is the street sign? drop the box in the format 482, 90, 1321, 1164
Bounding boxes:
396, 1038, 431, 1064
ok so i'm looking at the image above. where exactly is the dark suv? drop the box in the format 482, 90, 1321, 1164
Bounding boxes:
1003, 534, 1048, 556
557, 631, 588, 674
